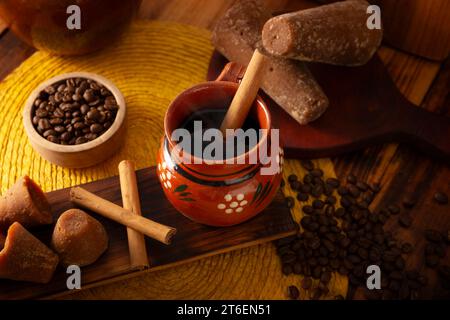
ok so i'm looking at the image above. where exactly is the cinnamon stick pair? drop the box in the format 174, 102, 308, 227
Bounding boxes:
70, 161, 177, 268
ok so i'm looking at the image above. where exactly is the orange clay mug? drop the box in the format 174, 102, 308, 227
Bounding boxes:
157, 63, 284, 227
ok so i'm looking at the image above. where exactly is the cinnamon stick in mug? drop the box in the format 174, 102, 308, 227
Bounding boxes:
70, 187, 176, 245
118, 160, 149, 268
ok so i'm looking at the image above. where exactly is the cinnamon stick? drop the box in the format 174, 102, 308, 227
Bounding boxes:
220, 49, 267, 134
118, 160, 149, 268
69, 187, 176, 245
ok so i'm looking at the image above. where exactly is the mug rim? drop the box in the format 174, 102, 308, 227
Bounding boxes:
164, 81, 272, 166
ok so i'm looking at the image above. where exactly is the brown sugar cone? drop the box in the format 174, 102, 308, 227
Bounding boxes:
0, 176, 53, 231
211, 0, 329, 125
51, 209, 108, 267
262, 0, 383, 66
0, 222, 59, 284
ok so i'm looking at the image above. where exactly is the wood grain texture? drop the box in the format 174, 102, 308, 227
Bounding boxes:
0, 0, 446, 300
373, 0, 450, 61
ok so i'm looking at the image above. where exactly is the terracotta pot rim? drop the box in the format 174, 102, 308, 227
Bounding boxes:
164, 81, 272, 167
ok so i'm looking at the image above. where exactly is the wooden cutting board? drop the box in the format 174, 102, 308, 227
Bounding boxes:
208, 51, 450, 162
0, 166, 296, 300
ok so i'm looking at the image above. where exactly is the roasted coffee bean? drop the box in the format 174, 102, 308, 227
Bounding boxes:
290, 180, 301, 191
301, 277, 312, 290
325, 205, 335, 216
312, 199, 325, 209
299, 183, 311, 194
300, 160, 314, 171
334, 207, 346, 218
425, 254, 439, 268
303, 174, 313, 184
387, 204, 400, 215
288, 174, 298, 183
310, 169, 323, 178
325, 196, 337, 205
398, 215, 412, 228
326, 178, 340, 188
340, 196, 352, 208
348, 185, 361, 198
434, 244, 446, 258
369, 183, 381, 193
310, 288, 322, 300
402, 195, 417, 209
424, 229, 443, 243
356, 181, 369, 191
337, 186, 349, 196
434, 192, 448, 205
43, 129, 56, 138
297, 193, 309, 202
401, 243, 413, 254
288, 285, 300, 300
312, 266, 322, 279
47, 135, 60, 143
311, 185, 323, 197
282, 264, 293, 275
285, 196, 294, 209
302, 205, 314, 215
347, 174, 357, 184
38, 118, 51, 131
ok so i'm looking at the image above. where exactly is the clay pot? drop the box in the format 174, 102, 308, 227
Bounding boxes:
157, 63, 283, 227
0, 0, 141, 55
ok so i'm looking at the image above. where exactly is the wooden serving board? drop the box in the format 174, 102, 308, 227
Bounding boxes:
0, 167, 296, 300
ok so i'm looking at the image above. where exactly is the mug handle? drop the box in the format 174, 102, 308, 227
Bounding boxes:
215, 62, 246, 83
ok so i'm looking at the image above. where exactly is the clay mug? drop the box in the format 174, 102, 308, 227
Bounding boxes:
157, 63, 283, 227
0, 0, 142, 56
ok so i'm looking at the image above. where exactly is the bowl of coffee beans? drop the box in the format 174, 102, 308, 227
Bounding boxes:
23, 72, 126, 168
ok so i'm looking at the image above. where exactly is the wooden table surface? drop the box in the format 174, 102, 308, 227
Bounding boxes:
0, 0, 448, 299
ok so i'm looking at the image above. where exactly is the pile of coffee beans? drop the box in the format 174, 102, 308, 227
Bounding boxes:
32, 77, 119, 145
277, 160, 449, 300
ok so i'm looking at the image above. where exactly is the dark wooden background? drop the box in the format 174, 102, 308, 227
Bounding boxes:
0, 0, 448, 299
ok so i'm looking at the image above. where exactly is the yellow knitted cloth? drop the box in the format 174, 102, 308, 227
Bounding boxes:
0, 21, 346, 299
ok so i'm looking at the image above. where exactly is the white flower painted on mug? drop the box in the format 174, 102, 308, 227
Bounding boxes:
217, 193, 248, 214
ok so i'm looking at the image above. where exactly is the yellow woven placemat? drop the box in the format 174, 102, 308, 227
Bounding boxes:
0, 21, 347, 299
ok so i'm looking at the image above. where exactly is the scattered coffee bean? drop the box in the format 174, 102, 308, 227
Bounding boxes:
326, 178, 340, 188
402, 195, 417, 209
312, 199, 325, 209
356, 181, 369, 191
301, 277, 312, 290
398, 215, 412, 228
310, 169, 323, 178
288, 285, 300, 300
347, 174, 357, 184
288, 174, 298, 183
369, 183, 381, 193
297, 192, 309, 202
401, 243, 413, 254
278, 164, 436, 300
388, 204, 400, 215
425, 254, 439, 268
424, 229, 443, 243
300, 160, 314, 171
302, 205, 314, 214
337, 186, 349, 196
32, 77, 118, 145
434, 192, 448, 205
285, 196, 294, 209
